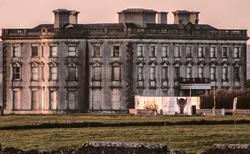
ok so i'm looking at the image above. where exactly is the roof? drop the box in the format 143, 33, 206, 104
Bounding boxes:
118, 8, 157, 14
173, 10, 200, 14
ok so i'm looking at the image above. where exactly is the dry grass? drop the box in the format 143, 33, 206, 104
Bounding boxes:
0, 115, 250, 153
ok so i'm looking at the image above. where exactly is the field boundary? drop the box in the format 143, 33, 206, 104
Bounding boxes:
1, 119, 250, 130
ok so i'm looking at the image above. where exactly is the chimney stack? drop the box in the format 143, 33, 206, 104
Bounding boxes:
173, 10, 199, 25
53, 9, 79, 28
157, 12, 168, 24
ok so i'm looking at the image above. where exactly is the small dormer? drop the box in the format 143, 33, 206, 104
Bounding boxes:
173, 10, 199, 25
53, 9, 79, 28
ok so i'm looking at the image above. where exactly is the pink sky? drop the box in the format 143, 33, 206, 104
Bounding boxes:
0, 0, 249, 41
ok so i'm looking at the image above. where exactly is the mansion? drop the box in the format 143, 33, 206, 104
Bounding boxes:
1, 8, 248, 113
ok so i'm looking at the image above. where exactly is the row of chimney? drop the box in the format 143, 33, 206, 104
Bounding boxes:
53, 8, 200, 28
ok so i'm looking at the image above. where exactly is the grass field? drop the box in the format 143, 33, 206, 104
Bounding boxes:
0, 115, 250, 153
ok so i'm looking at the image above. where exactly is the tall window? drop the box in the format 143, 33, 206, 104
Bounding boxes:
31, 46, 38, 57
12, 65, 21, 80
174, 46, 180, 58
13, 90, 21, 110
150, 46, 156, 57
210, 67, 216, 81
186, 46, 192, 58
93, 45, 101, 57
187, 66, 192, 78
150, 66, 156, 81
49, 66, 58, 81
138, 66, 143, 81
31, 66, 39, 81
210, 46, 216, 58
234, 66, 240, 81
137, 45, 144, 57
13, 45, 21, 57
112, 46, 120, 57
112, 66, 121, 81
111, 89, 120, 110
234, 47, 240, 58
222, 66, 228, 81
68, 46, 77, 57
49, 90, 57, 110
67, 64, 78, 81
67, 90, 77, 110
198, 66, 204, 78
93, 66, 101, 81
222, 47, 228, 58
162, 46, 168, 57
31, 90, 39, 110
50, 46, 58, 57
162, 67, 168, 81
175, 67, 180, 78
198, 46, 205, 58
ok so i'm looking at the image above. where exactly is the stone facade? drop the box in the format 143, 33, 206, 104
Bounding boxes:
1, 8, 248, 114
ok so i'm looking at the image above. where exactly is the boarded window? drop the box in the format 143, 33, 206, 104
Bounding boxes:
68, 91, 76, 110
50, 90, 57, 110
111, 89, 120, 110
13, 90, 21, 110
13, 45, 21, 57
50, 46, 58, 57
31, 90, 39, 110
112, 66, 121, 81
68, 46, 77, 57
31, 67, 39, 81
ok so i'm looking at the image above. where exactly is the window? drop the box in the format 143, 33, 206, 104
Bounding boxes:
162, 46, 168, 57
31, 67, 39, 81
198, 46, 205, 58
67, 90, 77, 110
234, 47, 240, 58
111, 89, 120, 110
198, 66, 204, 78
12, 66, 21, 80
49, 66, 58, 81
13, 45, 21, 57
112, 66, 121, 81
49, 90, 57, 110
162, 67, 168, 81
31, 90, 39, 110
50, 46, 57, 57
93, 66, 101, 81
175, 67, 180, 78
67, 64, 78, 80
31, 46, 38, 57
210, 67, 216, 81
68, 46, 77, 57
93, 45, 101, 57
112, 46, 120, 57
187, 66, 192, 78
150, 66, 156, 80
210, 47, 216, 58
13, 90, 21, 110
174, 46, 180, 58
222, 66, 228, 81
234, 66, 240, 81
186, 46, 192, 58
138, 66, 143, 81
150, 46, 156, 57
137, 45, 144, 57
222, 47, 228, 58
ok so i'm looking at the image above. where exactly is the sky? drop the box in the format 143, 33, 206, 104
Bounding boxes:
0, 0, 250, 41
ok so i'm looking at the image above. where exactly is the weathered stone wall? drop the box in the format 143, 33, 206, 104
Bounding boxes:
0, 142, 171, 154
201, 144, 250, 154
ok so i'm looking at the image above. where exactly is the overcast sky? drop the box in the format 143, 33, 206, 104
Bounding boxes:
0, 0, 250, 40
